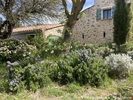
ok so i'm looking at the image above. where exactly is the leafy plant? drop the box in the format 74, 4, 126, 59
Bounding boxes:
57, 49, 108, 86
26, 32, 46, 49
0, 39, 36, 62
95, 46, 114, 58
7, 61, 54, 93
113, 0, 132, 45
45, 35, 65, 56
105, 53, 133, 78
70, 41, 96, 52
62, 83, 82, 93
118, 87, 133, 99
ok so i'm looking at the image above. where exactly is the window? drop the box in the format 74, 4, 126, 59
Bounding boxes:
96, 6, 115, 20
82, 34, 84, 39
29, 34, 35, 38
103, 9, 111, 19
103, 32, 106, 38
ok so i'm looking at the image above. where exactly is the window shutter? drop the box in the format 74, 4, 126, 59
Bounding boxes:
96, 8, 101, 20
111, 6, 116, 18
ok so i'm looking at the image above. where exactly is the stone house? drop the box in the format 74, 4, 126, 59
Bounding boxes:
11, 24, 63, 41
72, 0, 131, 45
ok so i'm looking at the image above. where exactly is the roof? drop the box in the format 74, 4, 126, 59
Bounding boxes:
13, 24, 63, 33
82, 5, 94, 13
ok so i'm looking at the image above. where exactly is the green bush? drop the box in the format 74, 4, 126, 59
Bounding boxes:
26, 32, 47, 59
26, 32, 46, 49
74, 57, 108, 86
57, 49, 108, 86
70, 41, 96, 52
44, 35, 65, 56
0, 39, 36, 62
7, 61, 54, 93
95, 46, 114, 58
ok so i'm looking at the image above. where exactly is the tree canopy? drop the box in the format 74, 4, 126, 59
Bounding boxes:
0, 0, 62, 39
113, 0, 132, 45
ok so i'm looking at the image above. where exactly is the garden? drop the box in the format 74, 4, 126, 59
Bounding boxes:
0, 33, 133, 100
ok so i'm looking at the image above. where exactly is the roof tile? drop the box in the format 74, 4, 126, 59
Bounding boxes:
13, 24, 63, 33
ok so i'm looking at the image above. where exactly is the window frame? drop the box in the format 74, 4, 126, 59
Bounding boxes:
101, 6, 113, 20
103, 9, 112, 19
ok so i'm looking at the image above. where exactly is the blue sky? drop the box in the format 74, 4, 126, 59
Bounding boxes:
83, 0, 94, 10
67, 0, 94, 11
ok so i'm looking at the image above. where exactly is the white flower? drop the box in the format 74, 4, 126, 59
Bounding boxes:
105, 53, 133, 76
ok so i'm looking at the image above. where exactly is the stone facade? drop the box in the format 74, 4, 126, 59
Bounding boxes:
72, 0, 130, 45
43, 26, 63, 37
11, 24, 63, 41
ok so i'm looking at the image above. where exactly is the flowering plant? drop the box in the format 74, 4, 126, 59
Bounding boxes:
105, 53, 133, 78
0, 39, 36, 61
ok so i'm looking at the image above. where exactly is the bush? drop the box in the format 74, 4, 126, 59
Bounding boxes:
7, 61, 54, 93
95, 46, 114, 58
26, 32, 46, 49
105, 53, 133, 78
45, 35, 65, 56
127, 50, 133, 59
0, 39, 36, 62
57, 49, 108, 86
70, 41, 96, 52
74, 57, 108, 86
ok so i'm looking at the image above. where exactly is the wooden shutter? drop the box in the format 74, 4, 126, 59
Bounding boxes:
111, 6, 116, 18
96, 8, 101, 20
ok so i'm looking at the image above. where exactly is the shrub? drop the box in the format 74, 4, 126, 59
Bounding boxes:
45, 35, 65, 56
26, 32, 46, 49
74, 57, 108, 86
0, 39, 36, 62
26, 32, 47, 59
70, 41, 96, 52
57, 49, 108, 86
7, 61, 53, 93
113, 0, 132, 45
95, 46, 114, 58
105, 54, 133, 78
127, 50, 133, 59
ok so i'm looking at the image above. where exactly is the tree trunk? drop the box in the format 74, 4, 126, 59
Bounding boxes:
0, 20, 14, 39
62, 17, 77, 53
63, 16, 76, 42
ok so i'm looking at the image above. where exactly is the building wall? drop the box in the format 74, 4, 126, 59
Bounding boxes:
11, 34, 26, 40
72, 0, 115, 45
10, 32, 35, 41
43, 26, 63, 37
11, 26, 63, 41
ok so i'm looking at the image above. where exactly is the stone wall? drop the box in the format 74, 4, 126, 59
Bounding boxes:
72, 0, 115, 45
11, 26, 63, 41
43, 26, 63, 37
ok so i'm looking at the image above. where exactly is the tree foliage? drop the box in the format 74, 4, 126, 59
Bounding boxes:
0, 0, 62, 39
113, 0, 132, 45
62, 0, 86, 41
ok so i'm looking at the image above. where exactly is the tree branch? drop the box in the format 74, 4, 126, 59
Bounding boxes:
62, 0, 70, 18
0, 0, 5, 8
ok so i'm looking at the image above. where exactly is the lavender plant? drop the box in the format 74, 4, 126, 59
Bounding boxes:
7, 61, 52, 93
